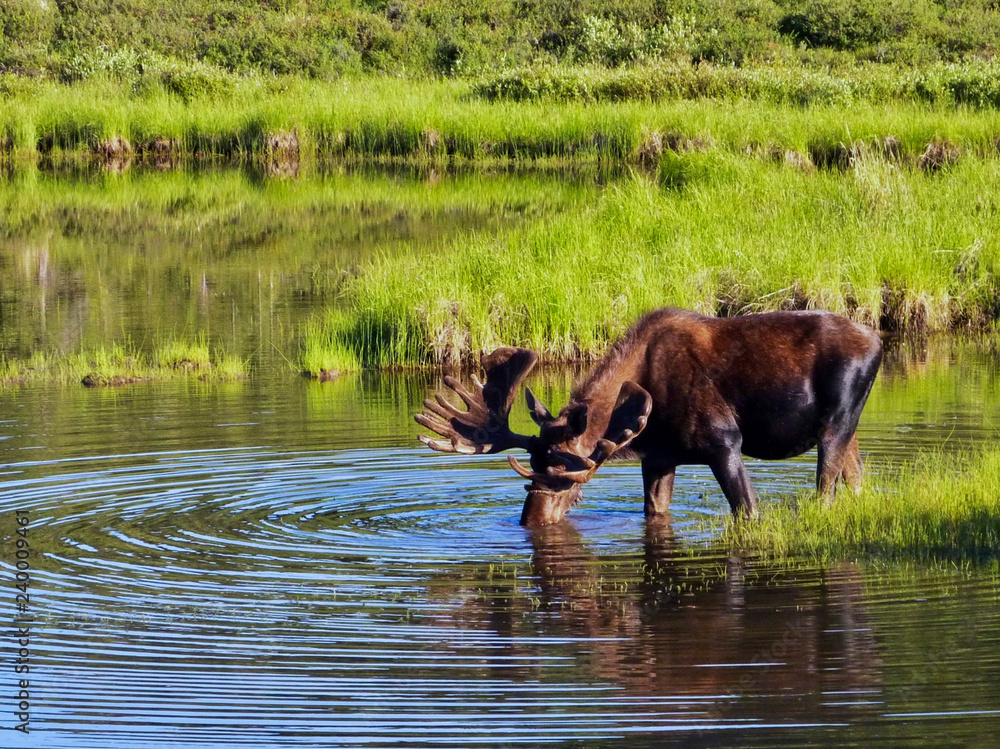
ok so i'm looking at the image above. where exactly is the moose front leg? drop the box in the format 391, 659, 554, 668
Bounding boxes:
708, 447, 758, 518
642, 459, 676, 517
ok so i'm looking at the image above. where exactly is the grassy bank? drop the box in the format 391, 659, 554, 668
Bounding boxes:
5, 77, 1000, 164
720, 448, 1000, 562
0, 339, 246, 387
301, 152, 1000, 372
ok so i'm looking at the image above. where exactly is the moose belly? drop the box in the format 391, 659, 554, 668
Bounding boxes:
735, 396, 821, 461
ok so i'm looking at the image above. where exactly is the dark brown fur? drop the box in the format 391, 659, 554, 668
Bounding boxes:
418, 307, 883, 527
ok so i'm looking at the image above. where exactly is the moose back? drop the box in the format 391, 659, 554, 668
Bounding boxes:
416, 307, 882, 526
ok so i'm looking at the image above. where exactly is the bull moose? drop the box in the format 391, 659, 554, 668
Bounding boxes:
416, 307, 882, 526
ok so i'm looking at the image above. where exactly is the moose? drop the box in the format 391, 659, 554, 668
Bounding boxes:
416, 307, 883, 526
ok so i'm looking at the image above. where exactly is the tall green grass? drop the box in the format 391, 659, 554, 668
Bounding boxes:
301, 313, 363, 379
720, 448, 1000, 562
5, 76, 1000, 163
303, 152, 1000, 369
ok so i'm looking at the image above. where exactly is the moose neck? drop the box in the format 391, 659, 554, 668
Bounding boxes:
570, 341, 646, 453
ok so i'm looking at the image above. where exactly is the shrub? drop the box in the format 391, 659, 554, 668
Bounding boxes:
473, 59, 1000, 108
779, 0, 941, 52
59, 46, 238, 100
4, 0, 1000, 82
0, 0, 55, 47
0, 0, 56, 73
353, 13, 399, 72
148, 57, 233, 101
689, 0, 783, 63
433, 35, 463, 76
572, 14, 704, 66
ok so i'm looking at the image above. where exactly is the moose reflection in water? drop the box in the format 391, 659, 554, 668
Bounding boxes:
436, 520, 882, 727
417, 308, 883, 525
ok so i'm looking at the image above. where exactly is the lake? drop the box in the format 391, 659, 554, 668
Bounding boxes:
1, 164, 998, 747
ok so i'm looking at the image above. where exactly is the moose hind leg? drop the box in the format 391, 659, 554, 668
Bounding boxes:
642, 459, 676, 517
817, 342, 880, 503
708, 448, 758, 518
817, 428, 855, 504
839, 433, 863, 492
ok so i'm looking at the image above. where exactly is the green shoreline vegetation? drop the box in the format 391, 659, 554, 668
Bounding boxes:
5, 2, 1000, 164
719, 448, 1000, 563
300, 151, 1000, 375
0, 339, 247, 386
5, 76, 1000, 165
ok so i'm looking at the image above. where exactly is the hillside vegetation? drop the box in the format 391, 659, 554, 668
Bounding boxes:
3, 1, 1000, 81
5, 4, 1000, 162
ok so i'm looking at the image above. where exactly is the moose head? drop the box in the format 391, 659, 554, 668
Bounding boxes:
415, 347, 652, 525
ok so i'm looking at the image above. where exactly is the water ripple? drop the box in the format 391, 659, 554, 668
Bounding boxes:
2, 442, 998, 748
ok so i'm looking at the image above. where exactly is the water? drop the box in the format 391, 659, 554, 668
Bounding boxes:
2, 346, 999, 748
0, 163, 604, 363
1, 165, 999, 746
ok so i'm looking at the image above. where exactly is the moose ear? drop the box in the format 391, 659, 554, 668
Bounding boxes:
603, 382, 652, 443
525, 387, 553, 426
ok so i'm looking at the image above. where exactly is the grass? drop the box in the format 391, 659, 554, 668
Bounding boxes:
0, 339, 247, 387
4, 76, 1000, 164
301, 152, 1000, 370
300, 314, 363, 380
719, 448, 1000, 563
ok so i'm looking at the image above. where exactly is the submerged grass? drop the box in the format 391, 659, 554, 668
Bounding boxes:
721, 449, 1000, 563
0, 339, 247, 387
303, 152, 1000, 370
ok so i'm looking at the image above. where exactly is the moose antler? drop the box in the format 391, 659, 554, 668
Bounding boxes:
510, 381, 652, 484
416, 347, 538, 455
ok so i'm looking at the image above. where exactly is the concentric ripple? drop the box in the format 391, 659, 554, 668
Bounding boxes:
1, 445, 864, 748
3, 359, 1000, 747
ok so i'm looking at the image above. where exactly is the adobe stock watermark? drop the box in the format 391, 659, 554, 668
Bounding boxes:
11, 508, 32, 735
